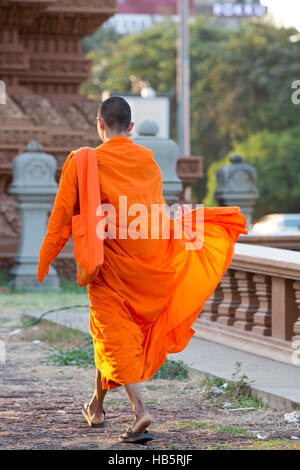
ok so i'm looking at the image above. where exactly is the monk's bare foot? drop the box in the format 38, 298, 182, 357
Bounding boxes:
130, 411, 153, 435
119, 408, 154, 442
84, 401, 105, 426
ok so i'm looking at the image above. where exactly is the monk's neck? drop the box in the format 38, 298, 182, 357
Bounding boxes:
104, 132, 128, 142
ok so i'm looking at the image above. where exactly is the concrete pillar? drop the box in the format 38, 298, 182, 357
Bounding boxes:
214, 153, 259, 230
134, 120, 183, 205
9, 141, 60, 290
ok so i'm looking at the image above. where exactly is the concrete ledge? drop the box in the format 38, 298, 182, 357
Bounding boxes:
194, 318, 294, 365
232, 242, 300, 279
171, 336, 300, 412
184, 366, 300, 411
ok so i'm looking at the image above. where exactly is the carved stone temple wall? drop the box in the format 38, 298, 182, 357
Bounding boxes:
0, 0, 117, 277
0, 0, 203, 279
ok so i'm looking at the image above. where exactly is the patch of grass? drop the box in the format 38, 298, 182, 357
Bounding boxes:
0, 271, 88, 316
47, 344, 94, 367
20, 316, 89, 346
145, 384, 163, 391
0, 270, 86, 294
21, 316, 37, 328
169, 444, 180, 450
225, 362, 265, 409
0, 271, 11, 287
226, 362, 254, 400
226, 395, 264, 410
202, 376, 224, 388
217, 426, 250, 436
105, 400, 124, 405
153, 359, 188, 381
59, 278, 87, 294
246, 439, 300, 450
174, 421, 208, 430
201, 362, 266, 410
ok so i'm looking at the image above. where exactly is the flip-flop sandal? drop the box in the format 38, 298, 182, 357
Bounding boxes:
81, 403, 105, 428
119, 427, 154, 444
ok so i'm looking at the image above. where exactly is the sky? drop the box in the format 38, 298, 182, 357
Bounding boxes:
262, 0, 300, 31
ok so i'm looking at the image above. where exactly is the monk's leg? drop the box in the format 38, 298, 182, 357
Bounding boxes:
84, 368, 107, 425
123, 382, 153, 434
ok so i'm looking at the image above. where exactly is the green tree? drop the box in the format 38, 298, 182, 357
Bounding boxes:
82, 19, 300, 213
192, 21, 300, 203
82, 20, 177, 99
82, 26, 120, 54
204, 127, 300, 221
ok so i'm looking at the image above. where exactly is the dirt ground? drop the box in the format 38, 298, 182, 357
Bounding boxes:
1, 311, 300, 451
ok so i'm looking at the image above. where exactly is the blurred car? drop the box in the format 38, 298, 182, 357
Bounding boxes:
251, 214, 300, 234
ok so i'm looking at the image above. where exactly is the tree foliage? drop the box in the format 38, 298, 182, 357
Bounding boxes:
82, 20, 177, 97
204, 127, 300, 220
81, 19, 300, 215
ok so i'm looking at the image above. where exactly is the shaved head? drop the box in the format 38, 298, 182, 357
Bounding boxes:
98, 96, 131, 133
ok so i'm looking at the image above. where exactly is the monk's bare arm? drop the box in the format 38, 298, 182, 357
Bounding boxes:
37, 152, 78, 282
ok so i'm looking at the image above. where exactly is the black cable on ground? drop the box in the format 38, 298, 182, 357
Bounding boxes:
25, 305, 90, 326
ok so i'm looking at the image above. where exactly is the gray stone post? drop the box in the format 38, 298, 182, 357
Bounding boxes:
134, 120, 183, 205
214, 153, 259, 230
9, 141, 60, 290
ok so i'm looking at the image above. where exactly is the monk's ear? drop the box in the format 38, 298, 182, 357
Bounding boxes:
99, 118, 105, 129
127, 122, 134, 134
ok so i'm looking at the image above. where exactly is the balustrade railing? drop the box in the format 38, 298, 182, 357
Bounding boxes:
195, 243, 300, 366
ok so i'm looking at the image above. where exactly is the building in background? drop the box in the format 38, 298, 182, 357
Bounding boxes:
105, 0, 193, 34
118, 0, 193, 14
0, 0, 118, 278
209, 1, 267, 18
121, 95, 170, 139
105, 0, 267, 35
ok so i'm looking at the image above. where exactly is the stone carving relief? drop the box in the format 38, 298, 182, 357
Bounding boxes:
76, 101, 99, 126
15, 95, 66, 127
21, 14, 111, 36
0, 52, 28, 68
0, 1, 51, 26
53, 258, 77, 280
0, 195, 21, 237
0, 173, 12, 194
29, 59, 89, 76
0, 257, 14, 272
52, 102, 91, 130
24, 160, 51, 186
0, 95, 26, 120
228, 169, 256, 192
50, 132, 85, 150
0, 0, 116, 267
0, 128, 47, 147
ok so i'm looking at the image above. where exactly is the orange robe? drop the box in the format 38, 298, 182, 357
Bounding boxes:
38, 136, 248, 390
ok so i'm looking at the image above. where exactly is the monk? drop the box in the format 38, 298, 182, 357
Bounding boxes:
37, 96, 248, 443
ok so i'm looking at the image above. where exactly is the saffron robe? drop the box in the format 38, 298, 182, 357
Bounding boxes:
38, 136, 248, 390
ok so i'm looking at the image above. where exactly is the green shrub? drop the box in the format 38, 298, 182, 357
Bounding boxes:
153, 359, 188, 381
47, 344, 94, 367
